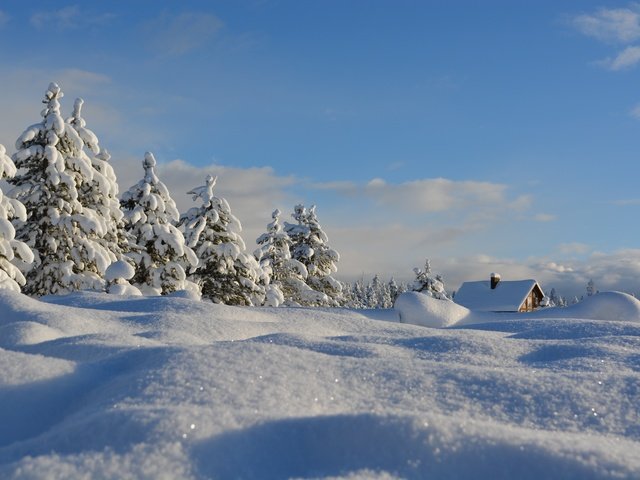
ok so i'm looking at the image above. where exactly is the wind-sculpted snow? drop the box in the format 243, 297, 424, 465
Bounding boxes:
0, 290, 638, 479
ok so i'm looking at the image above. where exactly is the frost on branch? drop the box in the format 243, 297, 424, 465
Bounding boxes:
180, 175, 265, 306
9, 83, 111, 295
121, 152, 198, 295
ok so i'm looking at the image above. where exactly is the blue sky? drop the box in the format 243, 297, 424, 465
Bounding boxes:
1, 1, 640, 297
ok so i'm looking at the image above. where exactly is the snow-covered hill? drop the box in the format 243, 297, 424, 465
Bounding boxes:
0, 290, 638, 479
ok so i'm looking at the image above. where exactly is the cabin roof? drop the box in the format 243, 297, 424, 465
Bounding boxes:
454, 279, 543, 312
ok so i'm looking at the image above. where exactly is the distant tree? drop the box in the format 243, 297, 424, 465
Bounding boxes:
547, 287, 560, 307
121, 152, 198, 295
9, 82, 111, 295
347, 278, 366, 308
284, 204, 342, 306
586, 279, 596, 297
412, 259, 450, 300
0, 145, 34, 291
180, 175, 264, 305
388, 277, 400, 304
365, 274, 383, 308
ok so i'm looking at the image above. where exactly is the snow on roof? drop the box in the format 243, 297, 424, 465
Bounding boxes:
454, 279, 541, 312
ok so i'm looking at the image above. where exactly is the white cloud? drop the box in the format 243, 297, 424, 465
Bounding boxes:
571, 5, 640, 43
599, 45, 640, 70
314, 177, 526, 215
0, 10, 9, 27
630, 103, 640, 119
144, 12, 223, 55
531, 249, 640, 297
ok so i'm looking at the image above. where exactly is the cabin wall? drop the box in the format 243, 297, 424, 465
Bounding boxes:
519, 290, 543, 312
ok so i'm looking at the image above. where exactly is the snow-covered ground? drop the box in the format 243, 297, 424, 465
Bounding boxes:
0, 290, 638, 479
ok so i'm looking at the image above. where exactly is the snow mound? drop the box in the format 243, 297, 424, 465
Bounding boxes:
394, 291, 470, 328
543, 291, 640, 322
105, 261, 135, 281
0, 321, 65, 347
1, 291, 639, 478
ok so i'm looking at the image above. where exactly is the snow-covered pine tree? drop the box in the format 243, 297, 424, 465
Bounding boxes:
67, 98, 133, 262
0, 145, 34, 291
180, 175, 264, 306
9, 83, 112, 295
586, 279, 596, 297
365, 274, 384, 308
388, 277, 400, 305
284, 204, 342, 306
254, 208, 327, 306
120, 152, 198, 295
412, 259, 450, 300
343, 278, 366, 308
547, 287, 563, 307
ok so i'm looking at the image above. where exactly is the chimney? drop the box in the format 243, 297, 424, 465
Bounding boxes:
490, 273, 501, 290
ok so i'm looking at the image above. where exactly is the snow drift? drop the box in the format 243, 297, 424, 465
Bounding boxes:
0, 290, 638, 479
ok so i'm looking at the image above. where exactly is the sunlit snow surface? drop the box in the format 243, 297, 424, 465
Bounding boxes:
0, 290, 639, 479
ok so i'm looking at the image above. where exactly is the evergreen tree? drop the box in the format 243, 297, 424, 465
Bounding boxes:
67, 98, 132, 261
586, 279, 596, 297
255, 208, 326, 306
412, 259, 450, 300
388, 277, 400, 305
9, 83, 111, 295
346, 278, 366, 308
0, 145, 34, 291
121, 152, 198, 295
284, 204, 342, 306
180, 175, 264, 305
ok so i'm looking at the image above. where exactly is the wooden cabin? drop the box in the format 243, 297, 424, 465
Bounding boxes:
454, 273, 545, 313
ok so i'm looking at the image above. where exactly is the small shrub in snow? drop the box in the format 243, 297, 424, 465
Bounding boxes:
121, 152, 198, 295
412, 259, 450, 300
180, 175, 264, 306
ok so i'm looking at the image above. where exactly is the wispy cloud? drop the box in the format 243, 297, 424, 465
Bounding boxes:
30, 5, 114, 31
532, 249, 640, 296
313, 177, 528, 215
598, 45, 640, 70
630, 103, 640, 119
143, 12, 223, 55
571, 5, 640, 43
